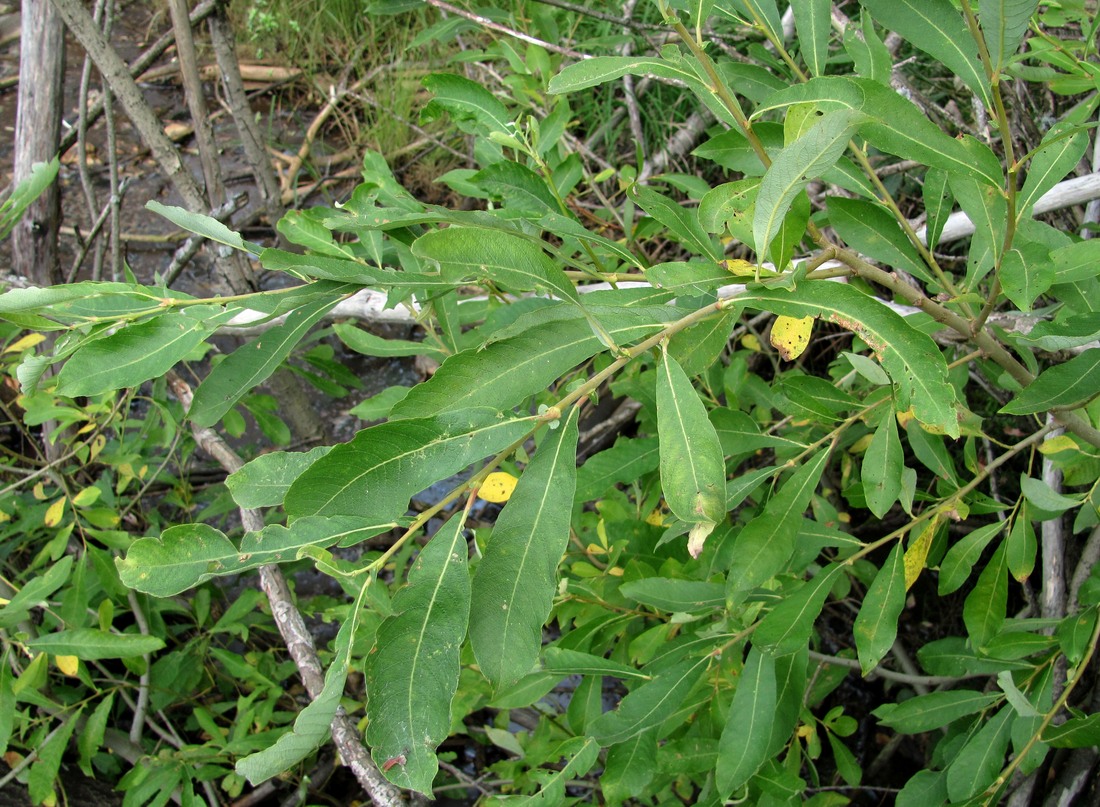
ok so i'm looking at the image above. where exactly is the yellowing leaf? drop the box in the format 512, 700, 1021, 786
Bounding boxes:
71, 487, 101, 507
741, 334, 762, 351
720, 258, 758, 276
3, 333, 46, 353
478, 472, 519, 503
1039, 435, 1079, 455
55, 655, 79, 676
849, 434, 874, 454
89, 434, 107, 462
771, 315, 814, 361
44, 497, 66, 528
645, 508, 669, 527
904, 518, 938, 590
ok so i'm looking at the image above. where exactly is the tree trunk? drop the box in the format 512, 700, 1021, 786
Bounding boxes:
13, 0, 65, 286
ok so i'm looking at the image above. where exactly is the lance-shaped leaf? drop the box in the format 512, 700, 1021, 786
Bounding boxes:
791, 0, 831, 77
1001, 348, 1100, 415
630, 184, 721, 261
1018, 122, 1087, 220
861, 0, 991, 109
980, 0, 1040, 76
946, 705, 1013, 802
923, 167, 953, 250
259, 249, 456, 288
873, 690, 1002, 733
333, 322, 447, 360
147, 200, 260, 254
470, 409, 579, 690
514, 737, 600, 806
656, 348, 727, 556
190, 294, 346, 427
26, 629, 164, 660
55, 309, 230, 397
420, 73, 511, 136
754, 109, 866, 259
226, 445, 332, 509
285, 410, 533, 519
602, 730, 657, 804
620, 579, 726, 613
727, 450, 829, 600
413, 227, 578, 303
0, 157, 58, 239
963, 541, 1008, 649
828, 197, 933, 285
755, 564, 844, 656
367, 513, 472, 794
853, 543, 906, 674
716, 646, 776, 796
744, 282, 958, 436
575, 436, 660, 503
548, 56, 703, 95
237, 584, 366, 784
117, 518, 396, 597
863, 413, 904, 518
588, 656, 709, 745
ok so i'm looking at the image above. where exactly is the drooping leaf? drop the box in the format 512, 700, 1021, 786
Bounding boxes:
27, 708, 81, 805
1001, 349, 1100, 415
117, 518, 396, 597
656, 348, 727, 556
588, 656, 709, 745
862, 413, 904, 518
872, 689, 1002, 733
754, 109, 866, 258
860, 0, 991, 109
939, 521, 1006, 595
1006, 504, 1037, 583
716, 647, 776, 796
190, 295, 345, 427
727, 450, 830, 599
791, 0, 832, 77
367, 513, 472, 794
26, 629, 165, 660
630, 183, 722, 261
333, 322, 447, 360
284, 410, 533, 519
853, 543, 906, 674
980, 0, 1040, 76
55, 310, 230, 397
945, 705, 1014, 802
963, 541, 1009, 649
0, 157, 59, 239
225, 445, 333, 509
469, 409, 579, 690
147, 200, 260, 254
922, 167, 953, 250
754, 563, 844, 655
999, 238, 1054, 312
744, 281, 959, 436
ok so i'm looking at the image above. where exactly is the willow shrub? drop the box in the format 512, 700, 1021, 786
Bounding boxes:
3, 0, 1100, 804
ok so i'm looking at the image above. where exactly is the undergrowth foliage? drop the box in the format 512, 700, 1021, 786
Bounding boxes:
2, 0, 1100, 804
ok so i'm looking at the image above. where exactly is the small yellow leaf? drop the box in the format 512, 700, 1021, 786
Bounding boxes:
770, 315, 814, 361
645, 508, 669, 527
89, 434, 107, 462
32, 482, 48, 501
71, 487, 101, 508
741, 334, 762, 352
720, 258, 758, 277
44, 497, 66, 527
903, 518, 938, 590
478, 472, 518, 503
3, 333, 46, 354
1039, 435, 1078, 455
55, 655, 79, 676
848, 434, 874, 454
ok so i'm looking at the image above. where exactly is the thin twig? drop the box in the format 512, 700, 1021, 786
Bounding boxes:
806, 650, 990, 686
424, 0, 590, 59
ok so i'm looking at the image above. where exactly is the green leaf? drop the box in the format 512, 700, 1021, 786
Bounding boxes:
349, 386, 412, 420
0, 650, 14, 755
630, 184, 721, 261
0, 556, 73, 629
225, 445, 333, 509
366, 512, 471, 794
471, 161, 557, 214
0, 157, 59, 239
791, 0, 831, 77
412, 226, 578, 303
588, 657, 708, 745
277, 210, 355, 258
853, 543, 906, 674
575, 436, 660, 503
55, 310, 229, 397
963, 541, 1008, 649
939, 521, 1006, 595
237, 585, 366, 784
620, 579, 725, 613
657, 348, 727, 555
420, 73, 511, 135
1021, 475, 1082, 512
1052, 240, 1100, 284
284, 410, 534, 519
117, 518, 396, 596
1007, 505, 1037, 583
1055, 607, 1097, 664
946, 706, 1013, 802
716, 647, 776, 796
744, 281, 959, 436
259, 248, 455, 288
756, 77, 1002, 187
922, 168, 954, 250
147, 200, 259, 254
1018, 122, 1088, 219
28, 708, 82, 805
469, 409, 579, 690
863, 413, 904, 518
860, 0, 991, 109
514, 737, 600, 806
980, 0, 1040, 75
1000, 240, 1054, 312
190, 295, 343, 427
1000, 349, 1100, 414
332, 322, 446, 360
542, 647, 650, 680
754, 109, 866, 259
548, 56, 701, 95
602, 731, 657, 804
26, 629, 165, 660
872, 690, 1002, 733
727, 450, 830, 599
828, 197, 932, 285
78, 692, 113, 777
755, 564, 844, 655
1042, 712, 1100, 748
